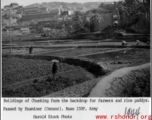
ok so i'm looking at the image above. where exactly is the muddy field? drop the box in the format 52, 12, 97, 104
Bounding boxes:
41, 48, 120, 57
2, 48, 59, 55
81, 48, 150, 63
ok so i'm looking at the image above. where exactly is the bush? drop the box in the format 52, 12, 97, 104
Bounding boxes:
63, 58, 107, 77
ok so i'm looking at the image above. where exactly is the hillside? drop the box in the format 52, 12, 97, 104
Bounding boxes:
25, 2, 101, 11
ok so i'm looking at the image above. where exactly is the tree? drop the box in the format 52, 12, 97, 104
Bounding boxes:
117, 0, 146, 27
143, 0, 150, 20
72, 14, 85, 34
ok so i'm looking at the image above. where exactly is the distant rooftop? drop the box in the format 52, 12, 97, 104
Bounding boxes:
100, 1, 114, 4
10, 2, 19, 5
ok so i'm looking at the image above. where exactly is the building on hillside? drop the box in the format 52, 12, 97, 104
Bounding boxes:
100, 1, 114, 6
3, 3, 19, 10
43, 27, 51, 31
14, 14, 22, 19
10, 29, 22, 35
11, 26, 32, 33
3, 25, 31, 35
3, 5, 12, 11
20, 21, 31, 26
20, 27, 30, 33
37, 20, 51, 25
4, 9, 17, 17
15, 6, 24, 12
68, 10, 74, 15
59, 11, 69, 21
61, 11, 69, 16
2, 18, 18, 26
21, 10, 59, 24
66, 16, 72, 20
58, 10, 73, 21
23, 6, 48, 15
10, 3, 19, 9
99, 2, 116, 11
112, 8, 120, 26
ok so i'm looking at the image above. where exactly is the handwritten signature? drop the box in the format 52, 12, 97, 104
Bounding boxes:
124, 107, 140, 120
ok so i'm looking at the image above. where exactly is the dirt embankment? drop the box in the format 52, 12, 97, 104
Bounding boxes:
89, 63, 150, 97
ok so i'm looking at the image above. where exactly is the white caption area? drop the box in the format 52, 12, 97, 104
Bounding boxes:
1, 98, 151, 120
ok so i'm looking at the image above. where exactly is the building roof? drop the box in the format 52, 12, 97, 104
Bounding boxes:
4, 5, 11, 8
21, 11, 59, 21
11, 2, 19, 5
8, 25, 32, 29
101, 2, 114, 5
15, 6, 23, 9
24, 6, 46, 11
60, 11, 68, 16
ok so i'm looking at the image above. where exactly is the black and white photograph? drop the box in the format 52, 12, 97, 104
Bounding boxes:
1, 0, 150, 97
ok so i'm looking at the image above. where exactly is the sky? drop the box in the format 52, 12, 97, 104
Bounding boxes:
1, 0, 119, 8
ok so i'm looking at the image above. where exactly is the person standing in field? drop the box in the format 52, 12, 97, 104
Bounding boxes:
29, 46, 33, 54
52, 62, 58, 81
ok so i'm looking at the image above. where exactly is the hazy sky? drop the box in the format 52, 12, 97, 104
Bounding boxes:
1, 0, 119, 7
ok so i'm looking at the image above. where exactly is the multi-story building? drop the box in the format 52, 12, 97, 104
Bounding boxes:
13, 26, 31, 34
42, 27, 51, 31
2, 18, 18, 26
3, 3, 19, 11
20, 27, 30, 33
23, 6, 47, 15
10, 3, 19, 9
21, 10, 59, 24
112, 8, 120, 26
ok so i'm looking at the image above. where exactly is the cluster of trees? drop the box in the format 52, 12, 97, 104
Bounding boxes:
98, 0, 150, 28
117, 0, 150, 26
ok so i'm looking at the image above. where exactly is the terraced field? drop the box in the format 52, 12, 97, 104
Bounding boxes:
2, 40, 150, 97
81, 48, 150, 63
2, 56, 97, 97
41, 48, 120, 57
2, 57, 85, 86
2, 69, 93, 97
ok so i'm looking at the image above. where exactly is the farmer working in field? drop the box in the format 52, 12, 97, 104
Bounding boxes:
122, 40, 127, 46
136, 40, 140, 45
29, 46, 33, 54
52, 62, 58, 81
